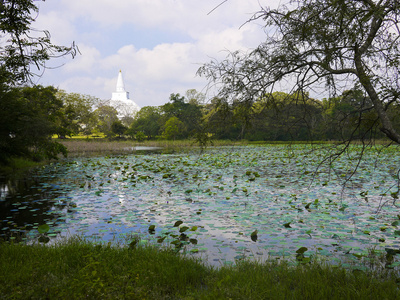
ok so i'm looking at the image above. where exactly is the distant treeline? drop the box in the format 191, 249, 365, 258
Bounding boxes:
2, 85, 399, 164
128, 89, 400, 143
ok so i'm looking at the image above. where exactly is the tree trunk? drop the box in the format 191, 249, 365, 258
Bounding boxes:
354, 50, 400, 144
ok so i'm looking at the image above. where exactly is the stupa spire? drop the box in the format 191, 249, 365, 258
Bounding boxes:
116, 69, 126, 93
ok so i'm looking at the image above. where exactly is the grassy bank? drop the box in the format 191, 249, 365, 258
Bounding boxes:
1, 239, 399, 299
0, 157, 47, 176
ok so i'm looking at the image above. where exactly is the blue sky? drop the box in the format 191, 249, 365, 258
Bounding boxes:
33, 0, 277, 107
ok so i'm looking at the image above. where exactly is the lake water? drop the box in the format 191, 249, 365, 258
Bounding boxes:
1, 144, 400, 268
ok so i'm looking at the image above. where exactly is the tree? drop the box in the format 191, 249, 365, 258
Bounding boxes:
185, 89, 205, 106
111, 120, 127, 138
322, 88, 381, 141
199, 0, 400, 144
0, 85, 68, 163
94, 105, 119, 138
128, 106, 162, 139
161, 93, 203, 138
0, 0, 76, 164
56, 91, 98, 136
163, 116, 185, 140
0, 0, 77, 84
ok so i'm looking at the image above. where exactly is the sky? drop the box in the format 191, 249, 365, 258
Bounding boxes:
32, 0, 279, 107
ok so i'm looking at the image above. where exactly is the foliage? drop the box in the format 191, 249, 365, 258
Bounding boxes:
127, 106, 163, 139
0, 85, 68, 163
161, 93, 203, 138
0, 0, 76, 164
94, 105, 119, 138
163, 116, 185, 140
199, 0, 400, 144
0, 0, 77, 84
111, 120, 127, 138
56, 90, 99, 136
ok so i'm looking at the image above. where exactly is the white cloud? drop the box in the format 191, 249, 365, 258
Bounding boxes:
63, 44, 102, 73
34, 0, 278, 106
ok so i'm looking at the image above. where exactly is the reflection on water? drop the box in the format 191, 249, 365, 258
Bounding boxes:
125, 146, 163, 151
0, 174, 68, 242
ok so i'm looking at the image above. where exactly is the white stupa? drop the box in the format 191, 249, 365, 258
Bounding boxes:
109, 70, 140, 119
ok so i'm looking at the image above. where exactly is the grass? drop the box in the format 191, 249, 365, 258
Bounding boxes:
1, 238, 400, 299
0, 157, 47, 176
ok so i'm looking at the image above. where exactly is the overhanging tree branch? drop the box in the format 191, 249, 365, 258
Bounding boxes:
199, 0, 400, 144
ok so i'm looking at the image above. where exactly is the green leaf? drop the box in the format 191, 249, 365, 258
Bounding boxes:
38, 224, 50, 234
157, 236, 166, 243
148, 225, 156, 231
174, 220, 183, 227
190, 226, 198, 231
129, 239, 139, 249
284, 222, 292, 228
179, 226, 189, 233
38, 236, 50, 243
296, 247, 308, 254
251, 230, 258, 242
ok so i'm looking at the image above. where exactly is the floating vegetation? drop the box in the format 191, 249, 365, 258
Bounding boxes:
1, 144, 400, 268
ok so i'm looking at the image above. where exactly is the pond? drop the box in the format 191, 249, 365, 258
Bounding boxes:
1, 144, 400, 268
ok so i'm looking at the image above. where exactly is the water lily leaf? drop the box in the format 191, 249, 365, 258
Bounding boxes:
157, 237, 166, 243
251, 230, 258, 242
129, 239, 139, 249
296, 247, 308, 254
190, 238, 198, 245
148, 225, 156, 231
284, 222, 292, 228
385, 248, 400, 255
171, 240, 181, 246
38, 236, 50, 243
174, 220, 183, 227
179, 226, 189, 233
38, 224, 50, 234
190, 226, 198, 231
